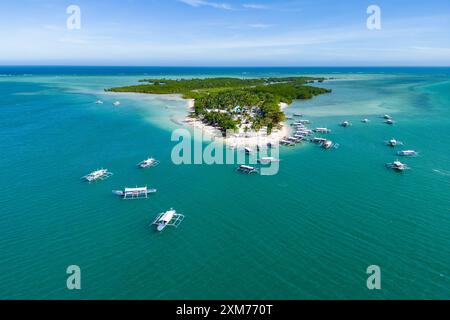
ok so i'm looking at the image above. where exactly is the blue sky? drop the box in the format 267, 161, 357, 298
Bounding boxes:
0, 0, 449, 66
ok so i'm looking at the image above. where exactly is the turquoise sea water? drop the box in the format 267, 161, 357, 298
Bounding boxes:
0, 67, 449, 299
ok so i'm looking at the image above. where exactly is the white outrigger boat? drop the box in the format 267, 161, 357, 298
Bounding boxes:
280, 139, 295, 146
113, 186, 157, 199
314, 127, 331, 134
82, 169, 113, 182
386, 138, 402, 147
95, 100, 104, 104
258, 157, 280, 164
296, 129, 313, 135
397, 150, 418, 157
383, 114, 392, 120
236, 165, 259, 174
137, 157, 160, 168
385, 119, 394, 125
341, 121, 351, 127
294, 133, 307, 139
294, 119, 310, 125
362, 118, 370, 123
152, 209, 184, 232
311, 137, 327, 144
287, 136, 302, 143
113, 101, 121, 107
321, 140, 337, 149
386, 160, 410, 171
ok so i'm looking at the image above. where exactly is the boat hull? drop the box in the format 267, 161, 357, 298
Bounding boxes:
157, 223, 167, 232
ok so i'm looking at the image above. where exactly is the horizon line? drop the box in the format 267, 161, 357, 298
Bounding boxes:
1, 65, 450, 68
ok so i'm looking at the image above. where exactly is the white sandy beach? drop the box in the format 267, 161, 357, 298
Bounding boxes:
184, 100, 291, 148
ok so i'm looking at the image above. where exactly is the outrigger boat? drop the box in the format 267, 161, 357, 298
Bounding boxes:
151, 209, 184, 232
341, 121, 351, 127
296, 129, 313, 135
397, 150, 418, 157
386, 160, 410, 171
386, 138, 402, 147
113, 101, 121, 107
137, 157, 160, 168
258, 157, 280, 164
294, 133, 307, 139
236, 165, 259, 174
313, 127, 331, 133
385, 119, 394, 125
383, 114, 392, 120
362, 118, 370, 123
95, 100, 104, 104
321, 140, 335, 149
113, 186, 157, 199
287, 136, 302, 143
292, 120, 310, 125
280, 139, 295, 146
311, 137, 327, 144
82, 169, 113, 182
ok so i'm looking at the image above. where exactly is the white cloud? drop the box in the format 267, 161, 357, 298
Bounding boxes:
43, 25, 62, 31
242, 4, 269, 9
179, 0, 232, 10
412, 46, 450, 53
247, 23, 273, 29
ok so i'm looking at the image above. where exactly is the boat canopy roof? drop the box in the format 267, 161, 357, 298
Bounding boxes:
160, 210, 176, 223
92, 169, 106, 174
124, 187, 147, 193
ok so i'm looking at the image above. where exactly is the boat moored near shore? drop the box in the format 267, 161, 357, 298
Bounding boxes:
287, 136, 302, 143
313, 127, 331, 134
280, 139, 295, 146
340, 121, 351, 127
295, 129, 313, 135
321, 140, 335, 149
311, 137, 327, 144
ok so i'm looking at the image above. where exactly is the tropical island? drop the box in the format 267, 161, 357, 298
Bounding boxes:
106, 77, 331, 146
